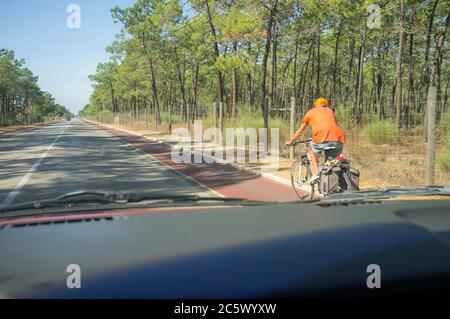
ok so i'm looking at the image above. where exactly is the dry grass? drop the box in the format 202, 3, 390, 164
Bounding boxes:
342, 129, 449, 188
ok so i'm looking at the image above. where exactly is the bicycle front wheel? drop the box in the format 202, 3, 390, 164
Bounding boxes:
290, 160, 315, 200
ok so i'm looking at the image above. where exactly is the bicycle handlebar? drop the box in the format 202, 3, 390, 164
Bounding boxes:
290, 138, 312, 146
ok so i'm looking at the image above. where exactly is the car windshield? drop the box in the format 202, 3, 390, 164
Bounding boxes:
0, 1, 449, 212
1, 0, 450, 305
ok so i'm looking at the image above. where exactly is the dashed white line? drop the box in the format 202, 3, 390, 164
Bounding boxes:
1, 125, 68, 207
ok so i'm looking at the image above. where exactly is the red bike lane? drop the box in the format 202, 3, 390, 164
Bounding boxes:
94, 123, 299, 202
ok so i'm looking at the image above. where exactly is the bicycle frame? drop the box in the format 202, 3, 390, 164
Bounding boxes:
290, 139, 346, 198
293, 139, 312, 167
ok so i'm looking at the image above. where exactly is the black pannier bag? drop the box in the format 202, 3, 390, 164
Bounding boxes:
319, 160, 360, 194
320, 166, 344, 194
346, 167, 360, 191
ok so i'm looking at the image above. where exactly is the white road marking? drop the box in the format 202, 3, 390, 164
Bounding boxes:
1, 125, 68, 207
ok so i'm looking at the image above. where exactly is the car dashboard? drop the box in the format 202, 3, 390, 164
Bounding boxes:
0, 199, 449, 298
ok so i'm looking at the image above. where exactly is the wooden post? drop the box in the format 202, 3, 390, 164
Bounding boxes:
219, 101, 223, 133
168, 103, 172, 134
154, 104, 158, 131
136, 105, 140, 129
213, 102, 217, 130
425, 85, 437, 185
187, 103, 190, 130
289, 96, 296, 160
144, 107, 148, 129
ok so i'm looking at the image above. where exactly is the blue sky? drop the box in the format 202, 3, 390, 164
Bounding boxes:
0, 0, 136, 113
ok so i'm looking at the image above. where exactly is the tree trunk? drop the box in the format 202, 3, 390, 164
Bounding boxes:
205, 0, 224, 121
231, 41, 238, 118
139, 28, 161, 125
246, 42, 254, 106
355, 24, 367, 124
192, 60, 200, 120
316, 28, 321, 97
435, 11, 449, 112
423, 0, 440, 99
300, 40, 314, 112
309, 34, 316, 107
268, 22, 277, 112
394, 0, 405, 127
259, 0, 278, 130
424, 8, 449, 141
109, 81, 117, 115
333, 23, 342, 96
423, 0, 440, 141
177, 60, 188, 121
345, 38, 355, 106
406, 32, 414, 128
292, 25, 300, 100
377, 50, 385, 119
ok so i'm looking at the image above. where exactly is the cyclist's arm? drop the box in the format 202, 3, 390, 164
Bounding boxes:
286, 123, 307, 145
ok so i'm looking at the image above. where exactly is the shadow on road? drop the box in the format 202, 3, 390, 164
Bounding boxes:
0, 123, 220, 204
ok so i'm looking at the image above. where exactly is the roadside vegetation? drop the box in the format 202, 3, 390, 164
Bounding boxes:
0, 49, 72, 126
361, 120, 398, 145
80, 0, 449, 186
438, 110, 450, 173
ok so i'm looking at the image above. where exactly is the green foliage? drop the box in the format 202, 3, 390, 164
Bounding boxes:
160, 112, 183, 124
85, 0, 449, 144
440, 109, 450, 134
0, 49, 72, 125
79, 104, 98, 117
437, 113, 450, 173
362, 120, 398, 145
215, 55, 250, 73
437, 149, 450, 173
335, 107, 355, 128
97, 110, 114, 118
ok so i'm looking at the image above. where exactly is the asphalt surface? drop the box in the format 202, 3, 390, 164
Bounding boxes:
0, 120, 215, 206
0, 119, 298, 208
94, 121, 298, 202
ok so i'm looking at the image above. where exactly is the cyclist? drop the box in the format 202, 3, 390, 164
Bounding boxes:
285, 98, 346, 184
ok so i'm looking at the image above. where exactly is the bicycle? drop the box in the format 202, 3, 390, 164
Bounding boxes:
289, 138, 316, 200
288, 139, 359, 200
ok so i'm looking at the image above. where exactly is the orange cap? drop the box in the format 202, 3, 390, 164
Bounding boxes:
314, 98, 328, 107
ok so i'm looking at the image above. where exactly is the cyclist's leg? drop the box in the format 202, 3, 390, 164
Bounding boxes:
308, 148, 319, 175
309, 142, 323, 182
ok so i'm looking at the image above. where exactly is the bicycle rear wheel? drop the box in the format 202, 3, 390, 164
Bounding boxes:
290, 160, 315, 200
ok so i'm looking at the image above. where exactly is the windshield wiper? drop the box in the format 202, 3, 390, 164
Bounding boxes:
0, 190, 269, 214
321, 185, 450, 203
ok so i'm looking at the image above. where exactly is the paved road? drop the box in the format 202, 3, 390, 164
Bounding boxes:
0, 120, 215, 206
89, 121, 298, 202
0, 119, 297, 207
